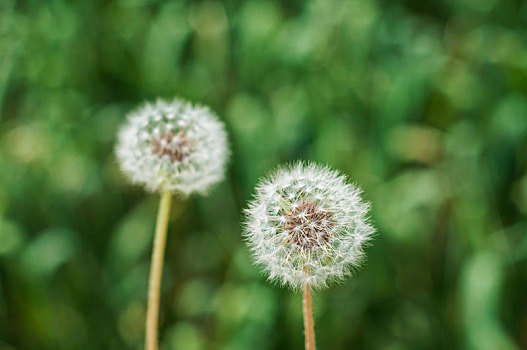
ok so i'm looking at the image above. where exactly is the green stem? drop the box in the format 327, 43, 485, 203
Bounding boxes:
145, 191, 172, 350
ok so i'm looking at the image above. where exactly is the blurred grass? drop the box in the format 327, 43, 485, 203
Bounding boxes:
0, 0, 526, 349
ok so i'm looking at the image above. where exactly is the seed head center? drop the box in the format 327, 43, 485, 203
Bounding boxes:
151, 131, 192, 162
284, 200, 334, 250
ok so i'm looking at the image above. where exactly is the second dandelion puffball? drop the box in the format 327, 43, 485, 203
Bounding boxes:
244, 162, 375, 290
116, 98, 229, 195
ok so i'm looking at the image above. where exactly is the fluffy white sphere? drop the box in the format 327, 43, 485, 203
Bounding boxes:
115, 98, 229, 195
244, 162, 375, 290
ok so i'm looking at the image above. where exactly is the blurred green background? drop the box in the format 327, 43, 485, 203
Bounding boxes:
1, 0, 526, 349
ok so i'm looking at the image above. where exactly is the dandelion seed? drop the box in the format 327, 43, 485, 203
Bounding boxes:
243, 162, 375, 290
115, 98, 229, 195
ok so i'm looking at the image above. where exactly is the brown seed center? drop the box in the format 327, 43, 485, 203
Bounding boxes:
284, 200, 334, 250
151, 131, 192, 162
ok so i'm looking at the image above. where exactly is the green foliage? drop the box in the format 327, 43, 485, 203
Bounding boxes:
0, 0, 526, 349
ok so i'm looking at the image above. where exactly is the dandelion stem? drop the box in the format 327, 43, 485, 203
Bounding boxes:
303, 283, 316, 350
145, 191, 172, 350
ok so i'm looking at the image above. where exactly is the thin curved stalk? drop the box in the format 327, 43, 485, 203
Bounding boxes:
303, 283, 316, 350
145, 191, 172, 350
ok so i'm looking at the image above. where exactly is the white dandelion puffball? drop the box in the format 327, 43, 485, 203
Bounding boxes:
244, 162, 375, 290
116, 98, 229, 195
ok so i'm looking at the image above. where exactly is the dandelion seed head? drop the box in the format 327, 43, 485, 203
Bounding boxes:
243, 162, 375, 290
115, 98, 229, 194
